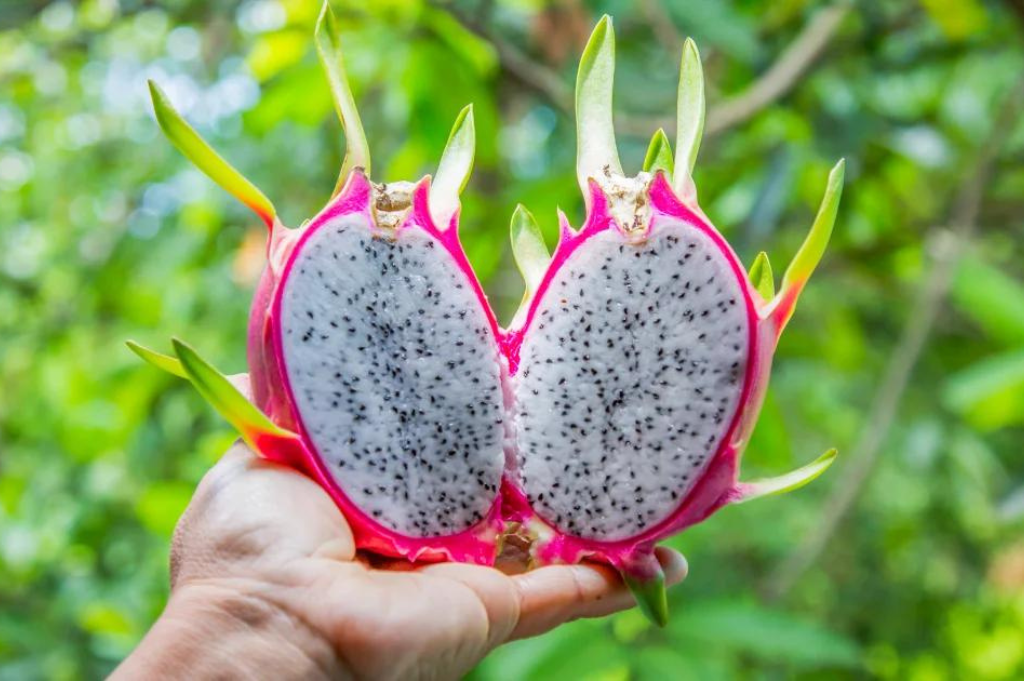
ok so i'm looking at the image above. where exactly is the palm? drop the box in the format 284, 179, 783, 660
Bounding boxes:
170, 444, 685, 680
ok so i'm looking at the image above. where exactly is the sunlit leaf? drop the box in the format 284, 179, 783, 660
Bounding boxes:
430, 104, 475, 229
247, 30, 308, 82
747, 251, 774, 300
952, 256, 1024, 347
670, 600, 861, 668
920, 0, 989, 40
944, 350, 1024, 430
126, 340, 186, 378
421, 7, 498, 75
733, 449, 836, 503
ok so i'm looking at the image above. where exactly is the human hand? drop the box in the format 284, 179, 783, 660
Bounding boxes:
115, 440, 686, 680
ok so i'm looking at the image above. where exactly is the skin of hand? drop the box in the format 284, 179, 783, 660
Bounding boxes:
113, 440, 687, 680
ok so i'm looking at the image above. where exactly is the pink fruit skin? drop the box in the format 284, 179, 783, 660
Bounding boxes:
247, 171, 506, 565
502, 172, 777, 574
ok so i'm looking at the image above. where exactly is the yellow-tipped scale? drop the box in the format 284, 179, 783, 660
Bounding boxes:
147, 81, 276, 229
126, 340, 186, 379
170, 338, 295, 448
734, 449, 838, 503
127, 339, 296, 451
772, 159, 846, 331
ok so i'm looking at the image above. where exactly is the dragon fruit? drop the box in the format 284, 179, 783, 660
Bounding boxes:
131, 6, 844, 625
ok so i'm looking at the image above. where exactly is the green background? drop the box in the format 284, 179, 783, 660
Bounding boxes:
3, 0, 1024, 678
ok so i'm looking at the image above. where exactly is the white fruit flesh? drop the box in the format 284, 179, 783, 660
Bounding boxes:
514, 219, 750, 541
280, 215, 506, 537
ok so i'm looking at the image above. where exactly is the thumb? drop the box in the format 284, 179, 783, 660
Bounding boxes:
509, 547, 688, 640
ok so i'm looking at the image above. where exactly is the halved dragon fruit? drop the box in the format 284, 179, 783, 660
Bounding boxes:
135, 3, 507, 566
131, 6, 844, 625
498, 17, 843, 623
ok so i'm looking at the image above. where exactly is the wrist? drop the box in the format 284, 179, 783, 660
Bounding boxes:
114, 581, 345, 680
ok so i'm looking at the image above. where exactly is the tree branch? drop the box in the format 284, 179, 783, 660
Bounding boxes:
761, 84, 1024, 603
639, 0, 683, 58
705, 2, 850, 135
1001, 0, 1024, 28
454, 1, 850, 138
487, 30, 572, 112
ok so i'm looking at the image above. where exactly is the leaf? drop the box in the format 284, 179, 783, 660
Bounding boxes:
624, 569, 668, 627
780, 159, 845, 292
944, 349, 1024, 430
774, 158, 845, 330
951, 255, 1024, 347
670, 599, 862, 668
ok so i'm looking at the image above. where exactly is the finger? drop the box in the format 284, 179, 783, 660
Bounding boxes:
509, 562, 625, 640
508, 547, 687, 640
313, 536, 361, 563
417, 563, 521, 648
654, 545, 688, 586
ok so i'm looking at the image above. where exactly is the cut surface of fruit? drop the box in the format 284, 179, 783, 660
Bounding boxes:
278, 211, 506, 537
514, 210, 753, 541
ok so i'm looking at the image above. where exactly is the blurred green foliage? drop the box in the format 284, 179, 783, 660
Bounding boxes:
2, 0, 1024, 678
